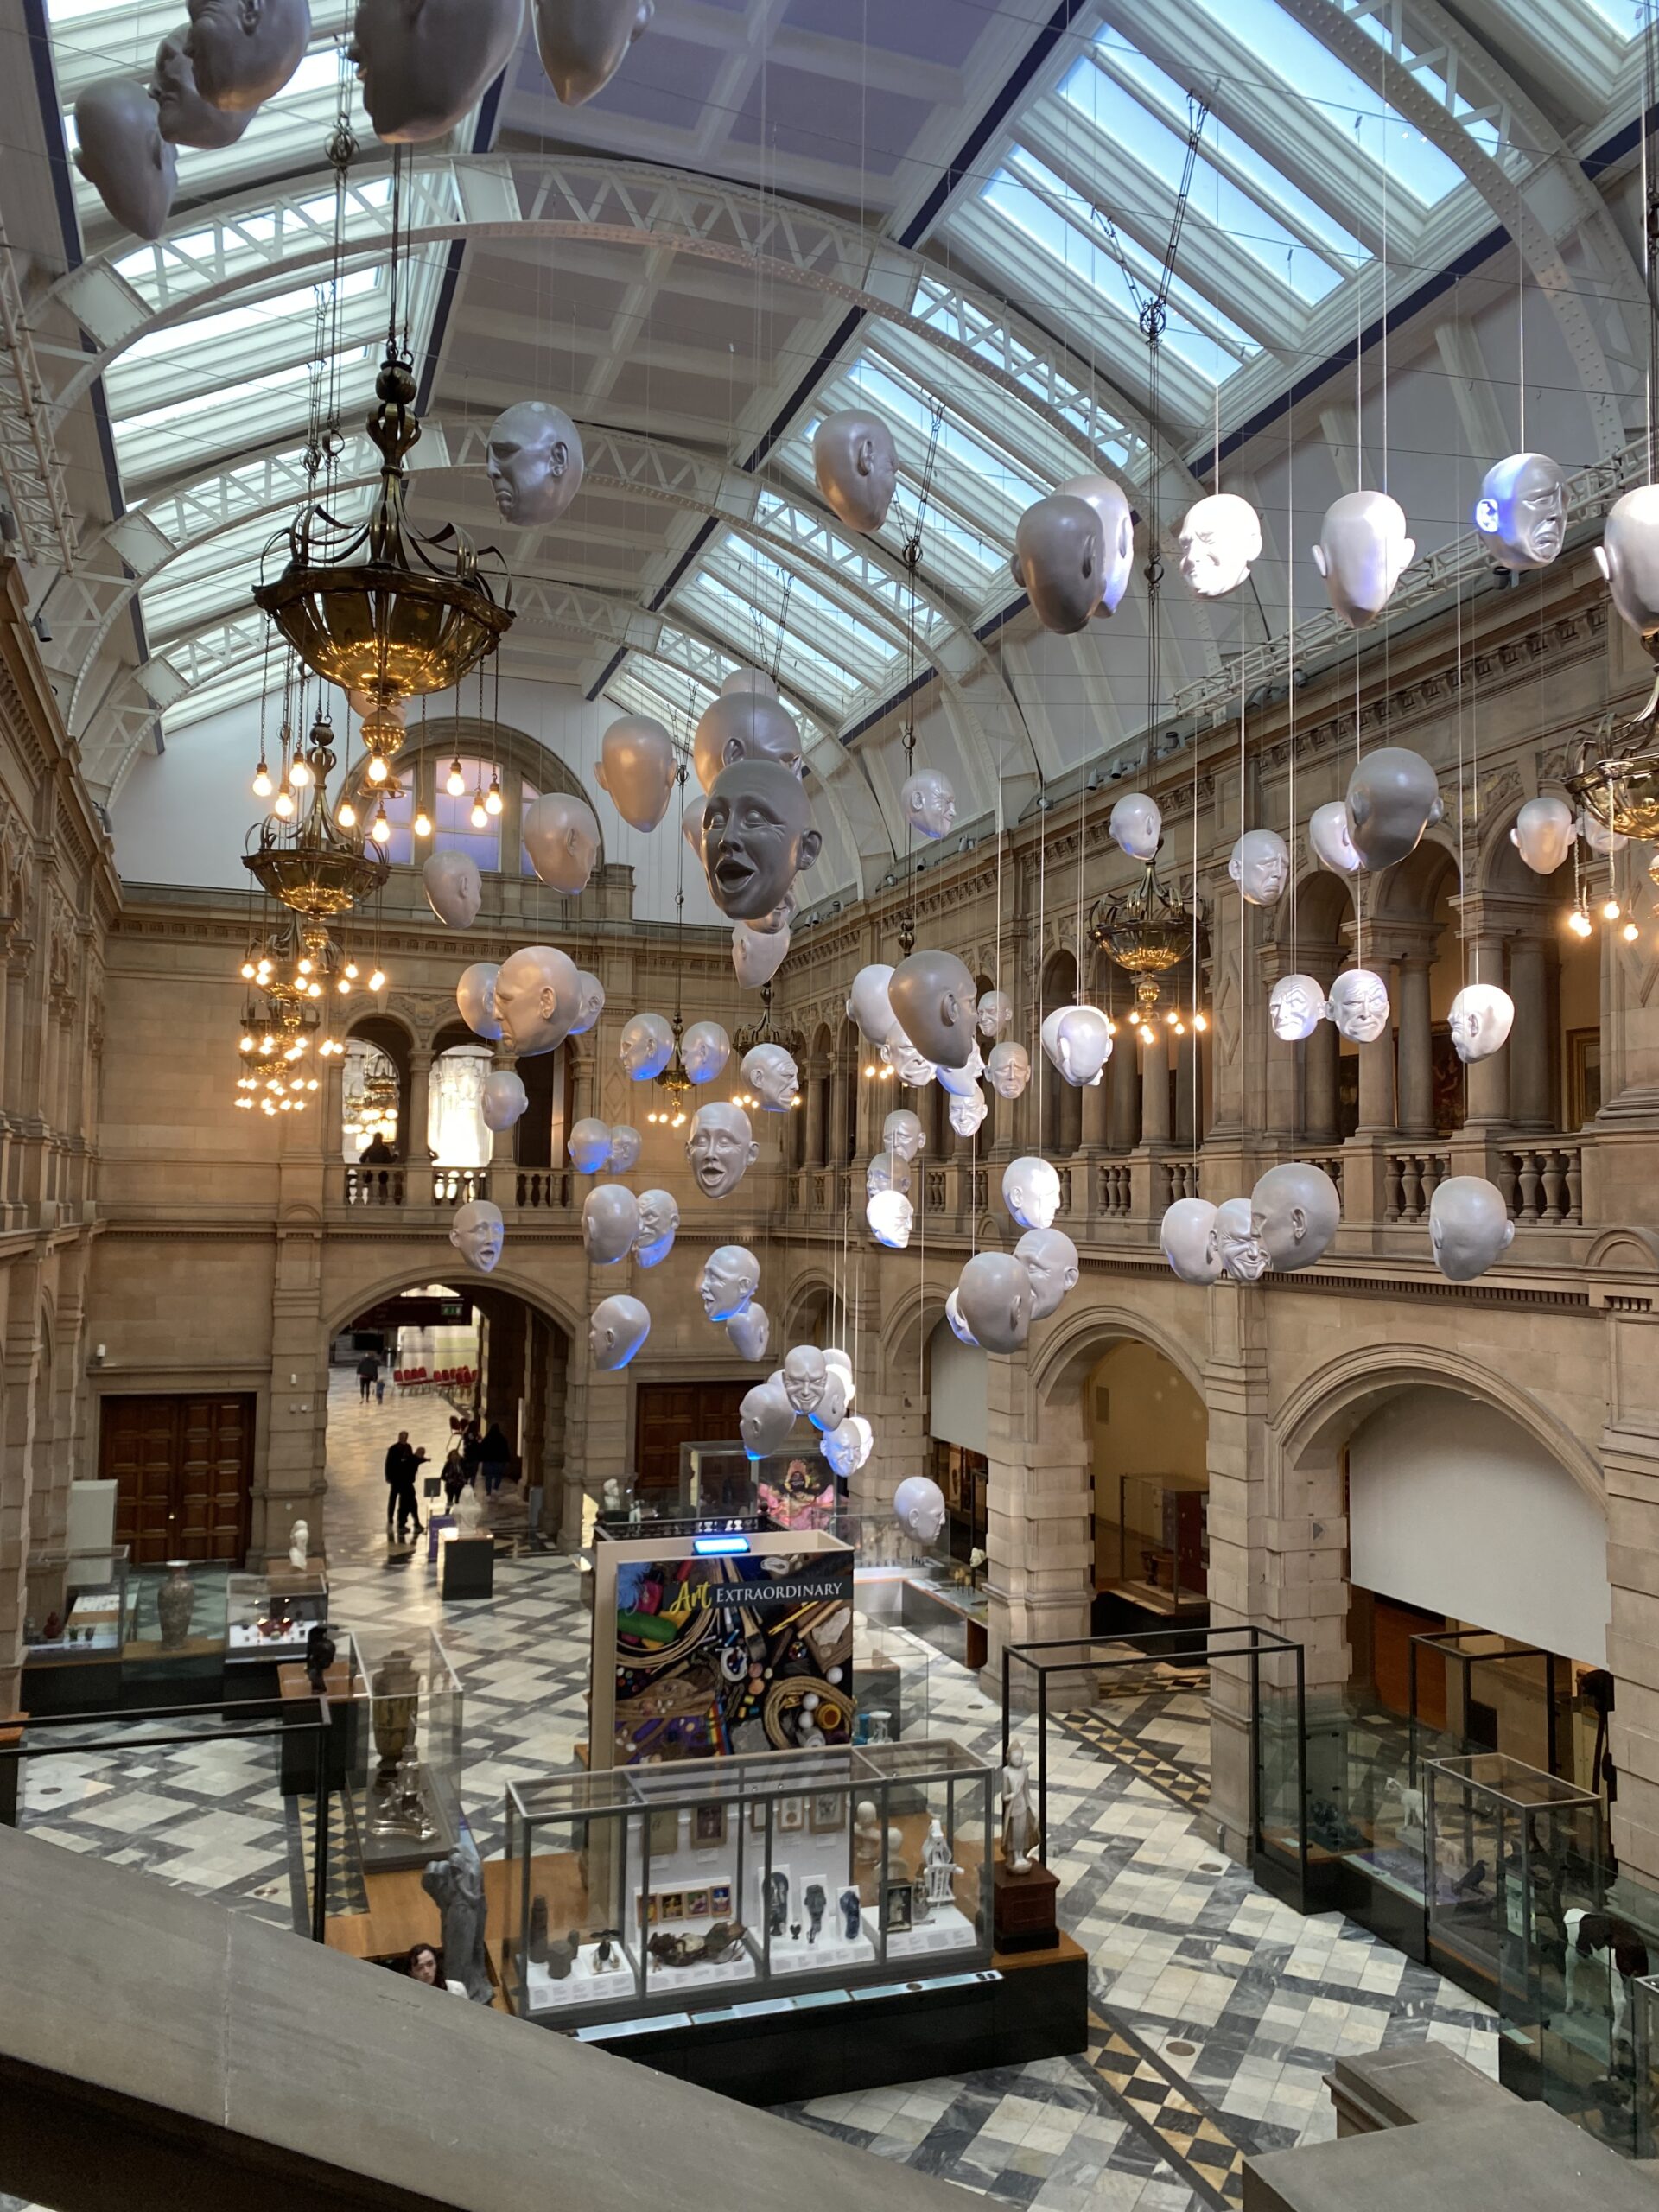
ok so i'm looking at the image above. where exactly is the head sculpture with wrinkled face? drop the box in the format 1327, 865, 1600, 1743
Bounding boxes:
1178, 492, 1262, 598
701, 759, 821, 923
1015, 1229, 1079, 1320
483, 398, 583, 526
1475, 452, 1567, 572
987, 1041, 1030, 1101
882, 1109, 925, 1163
1447, 984, 1515, 1065
741, 1043, 799, 1112
698, 1245, 760, 1323
866, 1189, 913, 1249
1326, 969, 1391, 1045
1215, 1198, 1268, 1284
494, 945, 579, 1058
1268, 975, 1326, 1044
1160, 1198, 1221, 1285
687, 1101, 758, 1198
1230, 829, 1290, 908
150, 30, 252, 147
619, 1012, 674, 1080
635, 1189, 679, 1267
1002, 1155, 1061, 1230
901, 769, 957, 842
186, 0, 310, 111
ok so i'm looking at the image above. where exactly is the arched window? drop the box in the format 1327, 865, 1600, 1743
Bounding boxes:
433, 756, 501, 872
429, 1044, 493, 1166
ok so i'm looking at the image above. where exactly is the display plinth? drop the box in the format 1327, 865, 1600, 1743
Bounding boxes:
993, 1859, 1059, 1952
439, 1533, 494, 1600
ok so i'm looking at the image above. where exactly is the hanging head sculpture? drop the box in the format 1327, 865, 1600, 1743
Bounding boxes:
595, 714, 677, 833
887, 948, 978, 1071
1178, 492, 1262, 599
533, 0, 654, 104
1597, 485, 1659, 642
185, 0, 311, 111
1312, 491, 1415, 629
812, 409, 899, 535
692, 690, 803, 793
522, 792, 601, 894
484, 401, 584, 527
73, 80, 178, 241
1058, 474, 1135, 614
149, 30, 252, 148
700, 759, 821, 924
1010, 493, 1106, 635
686, 1100, 758, 1198
493, 945, 580, 1057
1474, 453, 1567, 573
349, 0, 525, 143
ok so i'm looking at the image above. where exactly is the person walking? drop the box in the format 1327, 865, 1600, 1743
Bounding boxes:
440, 1445, 466, 1512
385, 1430, 427, 1541
460, 1416, 482, 1493
479, 1421, 512, 1498
357, 1351, 378, 1404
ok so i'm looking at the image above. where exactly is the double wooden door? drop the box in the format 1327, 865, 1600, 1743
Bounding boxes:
99, 1393, 255, 1565
634, 1380, 750, 1498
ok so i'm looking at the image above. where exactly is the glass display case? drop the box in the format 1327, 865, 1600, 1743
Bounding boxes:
124, 1559, 232, 1668
346, 1629, 464, 1875
224, 1569, 329, 1666
499, 1739, 994, 2028
852, 1615, 931, 1744
899, 1555, 989, 1673
1098, 1474, 1209, 1614
22, 1545, 129, 1656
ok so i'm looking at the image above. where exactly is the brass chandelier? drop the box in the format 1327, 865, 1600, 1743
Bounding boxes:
1562, 714, 1659, 844
1090, 859, 1201, 1020
245, 712, 390, 923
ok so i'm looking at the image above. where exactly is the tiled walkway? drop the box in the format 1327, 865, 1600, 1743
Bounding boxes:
8, 1368, 1497, 2212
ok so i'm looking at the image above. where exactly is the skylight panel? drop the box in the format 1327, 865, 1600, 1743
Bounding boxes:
119, 267, 381, 367
705, 537, 901, 677
1580, 0, 1649, 30
842, 356, 1047, 517
677, 574, 857, 711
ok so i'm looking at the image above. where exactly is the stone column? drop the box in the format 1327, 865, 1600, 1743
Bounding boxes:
855, 1068, 883, 1161
1173, 1028, 1201, 1150
1081, 1064, 1109, 1153
1463, 932, 1511, 1130
1509, 934, 1553, 1130
1305, 1016, 1339, 1142
405, 1050, 431, 1164
828, 1054, 850, 1167
1109, 1023, 1140, 1151
1395, 956, 1434, 1137
984, 1347, 1093, 1675
804, 1065, 825, 1170
1141, 1020, 1170, 1143
0, 1257, 44, 1713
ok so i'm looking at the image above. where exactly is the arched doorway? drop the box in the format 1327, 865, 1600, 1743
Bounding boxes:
1086, 1338, 1210, 1624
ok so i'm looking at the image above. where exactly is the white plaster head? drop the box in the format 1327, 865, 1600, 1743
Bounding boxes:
866, 1151, 911, 1202
150, 29, 252, 147
701, 758, 820, 922
1577, 810, 1628, 857
901, 768, 957, 843
1447, 983, 1515, 1065
567, 1117, 612, 1174
782, 1344, 829, 1414
523, 791, 601, 895
954, 1251, 1033, 1354
1015, 1227, 1079, 1320
823, 1416, 867, 1477
740, 1379, 795, 1458
1215, 1196, 1268, 1284
589, 1293, 650, 1370
893, 1474, 947, 1546
1429, 1175, 1515, 1283
495, 944, 580, 1057
847, 963, 897, 1046
1475, 452, 1567, 572
1010, 493, 1107, 634
749, 886, 797, 937
569, 970, 605, 1037
807, 1370, 849, 1434
607, 1123, 641, 1172
1312, 490, 1415, 628
594, 713, 677, 832
741, 1042, 799, 1112
456, 961, 501, 1042
480, 1069, 528, 1132
635, 1188, 679, 1268
682, 793, 707, 862
976, 988, 1013, 1039
483, 399, 583, 526
582, 1182, 639, 1265
1510, 796, 1576, 876
888, 948, 978, 1070
185, 0, 310, 111
687, 1099, 757, 1197
866, 1189, 914, 1248
698, 1243, 759, 1323
987, 1040, 1030, 1100
682, 1020, 731, 1084
1160, 1197, 1221, 1285
882, 1032, 937, 1087
74, 79, 177, 242
1109, 791, 1162, 861
1039, 1004, 1113, 1087
823, 1348, 855, 1405
936, 1043, 985, 1097
1599, 486, 1659, 638
350, 0, 524, 142
1344, 747, 1444, 872
619, 1012, 674, 1080
1179, 492, 1262, 598
1058, 473, 1135, 614
882, 1109, 925, 1162
1325, 968, 1391, 1044
1251, 1162, 1340, 1273
422, 848, 481, 928
949, 1084, 988, 1138
1309, 799, 1363, 876
944, 1288, 980, 1346
733, 919, 791, 988
533, 0, 653, 103
1269, 974, 1326, 1043
1229, 828, 1291, 908
726, 1300, 769, 1360
692, 690, 803, 793
1002, 1154, 1061, 1230
449, 1198, 505, 1275
812, 408, 899, 536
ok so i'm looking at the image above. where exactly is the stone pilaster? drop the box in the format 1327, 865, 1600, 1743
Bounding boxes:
983, 1351, 1092, 1673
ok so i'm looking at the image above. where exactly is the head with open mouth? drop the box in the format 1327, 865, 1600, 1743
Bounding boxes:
700, 758, 821, 924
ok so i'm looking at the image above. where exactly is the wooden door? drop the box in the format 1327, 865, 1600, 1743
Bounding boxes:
100, 1394, 254, 1565
634, 1380, 750, 1497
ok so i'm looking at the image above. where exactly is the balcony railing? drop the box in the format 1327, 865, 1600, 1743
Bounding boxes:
336, 1164, 575, 1214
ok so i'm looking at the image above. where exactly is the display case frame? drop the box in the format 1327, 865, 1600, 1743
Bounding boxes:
224, 1569, 329, 1666
346, 1628, 464, 1875
1098, 1472, 1209, 1614
22, 1544, 129, 1658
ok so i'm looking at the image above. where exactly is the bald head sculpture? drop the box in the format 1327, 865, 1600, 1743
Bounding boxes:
701, 758, 821, 923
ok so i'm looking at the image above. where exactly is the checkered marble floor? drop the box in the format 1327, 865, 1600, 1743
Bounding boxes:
10, 1370, 1496, 2211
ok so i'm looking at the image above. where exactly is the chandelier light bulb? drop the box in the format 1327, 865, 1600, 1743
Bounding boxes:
1624, 919, 1640, 943
371, 812, 391, 845
252, 761, 272, 798
297, 957, 313, 976
446, 760, 466, 796
261, 1034, 276, 1054
1193, 1013, 1209, 1033
366, 756, 388, 785
308, 982, 322, 998
240, 960, 256, 980
1174, 1020, 1186, 1035
1603, 897, 1621, 922
239, 1034, 254, 1053
289, 755, 312, 789
413, 810, 432, 838
368, 969, 386, 993
344, 962, 359, 981
1104, 1018, 1116, 1036
273, 788, 296, 819
1164, 1007, 1178, 1024
470, 794, 487, 830
485, 776, 503, 817
1140, 1023, 1155, 1046
337, 800, 357, 829
338, 976, 352, 993
1569, 906, 1593, 938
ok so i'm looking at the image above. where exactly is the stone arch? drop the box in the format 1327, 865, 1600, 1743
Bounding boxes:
321, 1259, 581, 1350
881, 1272, 956, 1378
1028, 1294, 1207, 1411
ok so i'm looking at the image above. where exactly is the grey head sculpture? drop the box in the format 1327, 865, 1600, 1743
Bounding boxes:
634, 1188, 679, 1268
1058, 473, 1135, 614
822, 1415, 868, 1477
450, 1198, 505, 1275
954, 1252, 1033, 1355
1230, 829, 1291, 908
1178, 492, 1262, 598
1002, 1154, 1061, 1230
701, 759, 821, 923
582, 1183, 639, 1265
533, 0, 655, 105
682, 793, 707, 861
723, 667, 776, 697
1313, 490, 1415, 629
494, 944, 580, 1056
949, 1085, 988, 1137
1039, 1004, 1112, 1087
1251, 1162, 1340, 1273
823, 1347, 855, 1404
567, 1117, 611, 1174
596, 713, 677, 832
1015, 1228, 1079, 1321
888, 948, 978, 1070
74, 80, 178, 241
741, 1042, 799, 1112
456, 961, 501, 1041
1214, 1197, 1268, 1284
902, 768, 957, 842
619, 1011, 674, 1079
186, 0, 311, 111
692, 691, 803, 793
150, 30, 252, 147
1268, 974, 1326, 1044
893, 1474, 946, 1545
350, 0, 524, 142
1510, 796, 1575, 875
589, 1293, 650, 1370
883, 1030, 937, 1087
1109, 791, 1161, 861
1010, 493, 1106, 634
866, 1148, 911, 1198
732, 919, 791, 988
1344, 747, 1443, 871
976, 988, 1013, 1039
682, 1020, 732, 1084
1447, 983, 1514, 1065
568, 969, 605, 1036
422, 848, 481, 928
812, 408, 899, 536
807, 1370, 849, 1435
740, 1380, 796, 1459
480, 1069, 528, 1132
727, 1300, 769, 1360
607, 1123, 641, 1172
986, 1040, 1030, 1100
1160, 1197, 1221, 1285
1429, 1175, 1515, 1283
882, 1109, 925, 1163
686, 1099, 757, 1198
782, 1345, 828, 1414
1326, 968, 1391, 1044
485, 400, 584, 526
937, 1041, 984, 1097
944, 1287, 980, 1346
1308, 799, 1362, 875
866, 1189, 913, 1249
847, 963, 897, 1046
1475, 452, 1567, 572
523, 791, 601, 894
1597, 485, 1659, 639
